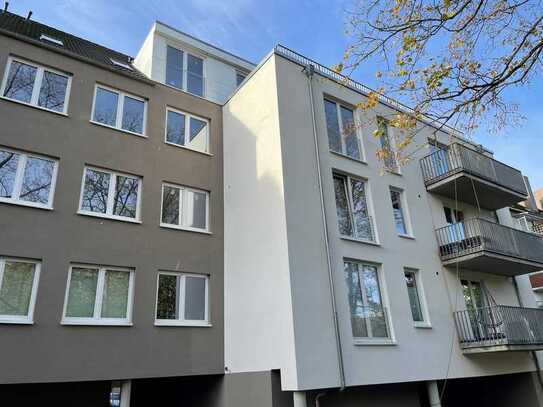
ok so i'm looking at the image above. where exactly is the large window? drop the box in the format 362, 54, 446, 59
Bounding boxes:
1, 57, 71, 114
62, 265, 134, 325
91, 85, 147, 136
155, 272, 209, 326
161, 183, 209, 233
324, 99, 362, 160
165, 45, 205, 97
79, 167, 142, 222
404, 268, 428, 325
389, 187, 411, 236
333, 173, 375, 242
0, 148, 58, 209
344, 261, 389, 340
377, 117, 399, 172
0, 258, 40, 324
165, 108, 209, 153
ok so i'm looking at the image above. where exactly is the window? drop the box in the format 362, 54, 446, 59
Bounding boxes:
62, 265, 134, 325
79, 167, 142, 222
333, 173, 375, 242
39, 34, 64, 46
377, 117, 399, 172
1, 57, 71, 114
389, 188, 411, 236
91, 85, 147, 136
155, 272, 209, 326
404, 269, 428, 325
110, 59, 133, 71
0, 258, 40, 324
236, 72, 246, 86
344, 261, 389, 340
0, 148, 58, 209
165, 45, 205, 97
324, 99, 362, 160
165, 108, 209, 153
161, 183, 209, 232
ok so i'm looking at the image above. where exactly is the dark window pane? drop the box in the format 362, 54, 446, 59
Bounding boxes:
121, 96, 145, 134
236, 72, 246, 86
20, 157, 55, 204
113, 176, 139, 218
184, 276, 206, 320
324, 100, 341, 152
405, 271, 423, 322
187, 54, 204, 96
344, 261, 368, 338
81, 169, 110, 214
351, 178, 372, 240
188, 117, 207, 151
333, 175, 352, 236
38, 70, 68, 112
162, 186, 180, 225
3, 61, 37, 103
188, 190, 207, 229
390, 189, 407, 235
341, 106, 360, 159
93, 87, 118, 126
166, 110, 186, 146
157, 275, 178, 319
0, 150, 20, 198
166, 46, 183, 89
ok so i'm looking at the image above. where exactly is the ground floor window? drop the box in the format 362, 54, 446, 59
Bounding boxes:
0, 258, 40, 324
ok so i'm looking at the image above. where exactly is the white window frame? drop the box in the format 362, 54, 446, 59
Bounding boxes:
0, 56, 72, 115
404, 268, 431, 328
0, 147, 59, 210
90, 84, 148, 137
39, 34, 64, 46
324, 98, 365, 161
164, 44, 206, 97
61, 264, 135, 326
154, 271, 210, 327
389, 187, 414, 238
0, 258, 41, 324
160, 182, 210, 234
78, 166, 143, 223
164, 107, 210, 154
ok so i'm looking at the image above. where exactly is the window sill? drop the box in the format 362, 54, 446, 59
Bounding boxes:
164, 141, 213, 157
89, 120, 147, 138
77, 211, 142, 224
61, 319, 133, 326
329, 150, 367, 165
398, 233, 416, 240
353, 338, 397, 346
340, 235, 380, 246
0, 198, 53, 211
0, 317, 33, 325
385, 168, 402, 176
414, 322, 432, 329
154, 320, 212, 327
160, 223, 211, 235
0, 95, 68, 116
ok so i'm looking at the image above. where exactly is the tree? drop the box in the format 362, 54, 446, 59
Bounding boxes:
336, 0, 543, 164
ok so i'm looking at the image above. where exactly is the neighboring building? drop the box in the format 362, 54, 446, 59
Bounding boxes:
536, 188, 543, 211
2, 8, 543, 407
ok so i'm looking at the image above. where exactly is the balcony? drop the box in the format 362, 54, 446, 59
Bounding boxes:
436, 218, 543, 276
454, 305, 543, 353
420, 143, 528, 210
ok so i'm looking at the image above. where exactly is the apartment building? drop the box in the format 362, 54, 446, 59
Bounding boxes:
1, 7, 543, 407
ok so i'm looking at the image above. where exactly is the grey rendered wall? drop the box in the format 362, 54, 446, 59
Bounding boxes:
0, 35, 224, 383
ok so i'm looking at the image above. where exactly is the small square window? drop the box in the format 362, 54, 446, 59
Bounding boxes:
0, 258, 40, 324
160, 183, 209, 233
165, 108, 209, 153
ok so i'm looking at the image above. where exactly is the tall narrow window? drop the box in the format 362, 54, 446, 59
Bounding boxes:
187, 54, 204, 97
236, 72, 246, 86
0, 148, 58, 209
79, 167, 142, 222
161, 183, 209, 232
155, 272, 209, 326
1, 57, 71, 114
324, 99, 361, 160
333, 174, 375, 242
62, 265, 134, 325
377, 117, 399, 172
404, 269, 425, 323
0, 258, 40, 324
91, 85, 146, 136
165, 45, 205, 97
165, 108, 209, 153
166, 45, 184, 89
389, 188, 410, 236
344, 261, 389, 339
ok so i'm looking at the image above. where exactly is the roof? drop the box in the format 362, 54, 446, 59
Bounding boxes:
0, 10, 149, 82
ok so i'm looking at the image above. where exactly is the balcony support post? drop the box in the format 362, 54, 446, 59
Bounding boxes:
426, 380, 442, 407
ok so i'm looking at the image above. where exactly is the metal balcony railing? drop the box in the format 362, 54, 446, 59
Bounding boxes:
454, 305, 543, 350
420, 143, 527, 196
514, 216, 543, 236
436, 218, 543, 264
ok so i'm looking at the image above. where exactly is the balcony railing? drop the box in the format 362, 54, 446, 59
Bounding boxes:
454, 305, 543, 352
436, 218, 543, 275
513, 216, 543, 236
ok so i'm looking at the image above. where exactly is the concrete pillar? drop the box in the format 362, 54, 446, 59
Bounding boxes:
293, 391, 307, 407
120, 380, 131, 407
427, 380, 442, 407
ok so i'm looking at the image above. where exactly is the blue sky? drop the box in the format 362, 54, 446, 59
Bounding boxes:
8, 0, 543, 190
